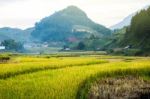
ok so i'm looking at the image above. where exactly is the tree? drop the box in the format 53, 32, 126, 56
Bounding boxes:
123, 7, 150, 52
77, 42, 85, 50
1, 39, 24, 52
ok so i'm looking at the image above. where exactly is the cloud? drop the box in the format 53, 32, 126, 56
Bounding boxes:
0, 0, 16, 5
0, 0, 150, 29
0, 0, 28, 6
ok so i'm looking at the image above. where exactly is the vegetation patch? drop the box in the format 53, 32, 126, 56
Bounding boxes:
0, 55, 10, 63
88, 76, 150, 99
77, 68, 150, 99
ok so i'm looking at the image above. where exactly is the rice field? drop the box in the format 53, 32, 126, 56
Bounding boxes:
0, 53, 150, 99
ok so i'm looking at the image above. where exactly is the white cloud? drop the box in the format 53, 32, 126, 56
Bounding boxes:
0, 0, 150, 29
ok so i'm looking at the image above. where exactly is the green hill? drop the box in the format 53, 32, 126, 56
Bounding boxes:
31, 6, 111, 43
0, 27, 34, 42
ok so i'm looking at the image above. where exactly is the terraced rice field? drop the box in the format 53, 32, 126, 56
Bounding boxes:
0, 53, 150, 99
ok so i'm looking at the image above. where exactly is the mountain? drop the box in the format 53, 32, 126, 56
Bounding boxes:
110, 13, 135, 30
110, 6, 149, 30
0, 27, 34, 42
31, 6, 111, 43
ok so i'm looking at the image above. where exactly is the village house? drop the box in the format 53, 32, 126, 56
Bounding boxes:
0, 42, 5, 50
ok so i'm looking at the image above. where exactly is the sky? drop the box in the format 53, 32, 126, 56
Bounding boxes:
0, 0, 150, 29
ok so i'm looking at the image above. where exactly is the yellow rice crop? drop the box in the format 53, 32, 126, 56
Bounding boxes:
0, 55, 149, 99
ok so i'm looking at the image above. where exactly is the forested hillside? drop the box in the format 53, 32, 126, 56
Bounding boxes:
123, 7, 150, 53
31, 6, 111, 43
106, 7, 150, 55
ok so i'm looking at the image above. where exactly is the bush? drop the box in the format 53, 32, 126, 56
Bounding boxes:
123, 49, 141, 56
107, 48, 143, 56
0, 56, 10, 62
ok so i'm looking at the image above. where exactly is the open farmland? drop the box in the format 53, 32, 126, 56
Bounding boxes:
0, 53, 150, 99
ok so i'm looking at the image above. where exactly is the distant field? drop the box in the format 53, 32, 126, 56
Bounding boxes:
0, 53, 150, 99
26, 47, 62, 54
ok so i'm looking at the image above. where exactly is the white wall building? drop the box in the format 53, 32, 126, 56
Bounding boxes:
0, 46, 5, 50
